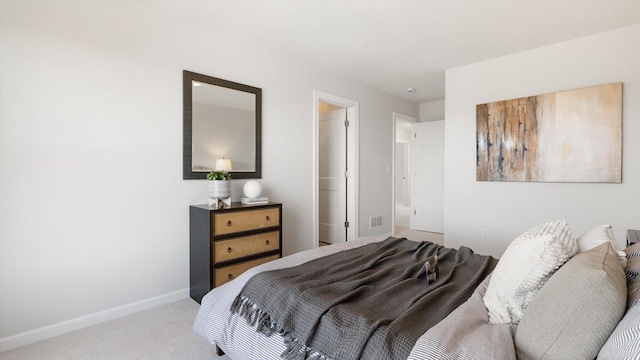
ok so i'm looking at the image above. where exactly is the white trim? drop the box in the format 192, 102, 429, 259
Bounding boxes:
313, 91, 359, 248
0, 288, 190, 352
391, 112, 418, 236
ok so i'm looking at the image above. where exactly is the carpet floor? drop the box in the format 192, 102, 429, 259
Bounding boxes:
0, 299, 228, 360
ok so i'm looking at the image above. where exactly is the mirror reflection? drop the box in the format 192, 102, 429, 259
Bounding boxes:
183, 71, 262, 179
192, 81, 256, 172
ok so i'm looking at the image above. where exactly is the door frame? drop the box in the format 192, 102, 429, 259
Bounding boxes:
391, 112, 418, 236
313, 91, 359, 248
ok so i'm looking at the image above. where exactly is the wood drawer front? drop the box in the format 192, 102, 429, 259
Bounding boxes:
214, 208, 280, 235
214, 255, 280, 287
214, 231, 280, 263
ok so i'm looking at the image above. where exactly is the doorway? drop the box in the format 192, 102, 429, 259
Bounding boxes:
392, 114, 444, 245
392, 113, 417, 237
319, 103, 346, 246
314, 91, 358, 248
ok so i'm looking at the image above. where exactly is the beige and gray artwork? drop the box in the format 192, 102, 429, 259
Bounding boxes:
476, 83, 622, 183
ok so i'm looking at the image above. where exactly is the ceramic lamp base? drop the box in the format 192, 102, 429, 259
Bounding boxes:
208, 196, 231, 209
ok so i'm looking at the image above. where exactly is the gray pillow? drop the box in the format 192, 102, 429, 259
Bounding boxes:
515, 242, 626, 360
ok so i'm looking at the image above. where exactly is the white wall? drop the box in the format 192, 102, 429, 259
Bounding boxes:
0, 2, 417, 350
444, 24, 640, 258
419, 99, 445, 122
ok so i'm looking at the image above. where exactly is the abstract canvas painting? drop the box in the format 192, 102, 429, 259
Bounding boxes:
476, 83, 622, 183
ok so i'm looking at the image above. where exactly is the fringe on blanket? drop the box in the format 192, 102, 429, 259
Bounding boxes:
230, 295, 329, 360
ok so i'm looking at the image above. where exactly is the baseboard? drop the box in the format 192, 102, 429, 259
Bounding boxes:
0, 288, 190, 353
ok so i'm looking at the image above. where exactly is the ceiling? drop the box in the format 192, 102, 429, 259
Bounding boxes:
166, 1, 640, 104
8, 1, 640, 104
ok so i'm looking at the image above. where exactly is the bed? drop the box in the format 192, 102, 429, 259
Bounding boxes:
194, 221, 640, 360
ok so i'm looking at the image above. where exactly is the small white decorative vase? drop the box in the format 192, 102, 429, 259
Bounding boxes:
243, 180, 262, 199
207, 180, 231, 198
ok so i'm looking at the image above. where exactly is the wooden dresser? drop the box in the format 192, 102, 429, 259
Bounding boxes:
189, 202, 282, 303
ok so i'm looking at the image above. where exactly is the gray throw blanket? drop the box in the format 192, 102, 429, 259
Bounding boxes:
230, 237, 497, 360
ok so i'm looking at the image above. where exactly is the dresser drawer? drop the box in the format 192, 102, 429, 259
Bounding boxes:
214, 208, 280, 235
214, 254, 280, 287
214, 231, 280, 262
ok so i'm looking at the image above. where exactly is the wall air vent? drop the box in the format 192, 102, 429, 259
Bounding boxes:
369, 215, 383, 229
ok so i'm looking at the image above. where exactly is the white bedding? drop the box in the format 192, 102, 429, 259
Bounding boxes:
193, 236, 515, 360
408, 274, 516, 360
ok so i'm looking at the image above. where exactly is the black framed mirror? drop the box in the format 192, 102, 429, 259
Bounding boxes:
183, 70, 262, 179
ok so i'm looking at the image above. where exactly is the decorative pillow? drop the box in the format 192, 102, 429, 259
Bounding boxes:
577, 225, 627, 268
597, 299, 640, 359
484, 220, 577, 324
624, 242, 640, 308
515, 243, 626, 360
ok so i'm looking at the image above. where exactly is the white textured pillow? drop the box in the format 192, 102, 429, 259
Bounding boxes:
484, 220, 578, 324
577, 225, 627, 268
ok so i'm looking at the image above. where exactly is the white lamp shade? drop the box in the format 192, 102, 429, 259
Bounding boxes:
215, 158, 232, 171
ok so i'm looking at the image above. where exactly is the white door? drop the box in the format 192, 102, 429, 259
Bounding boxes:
319, 109, 347, 244
395, 142, 410, 206
410, 121, 445, 233
395, 142, 406, 204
